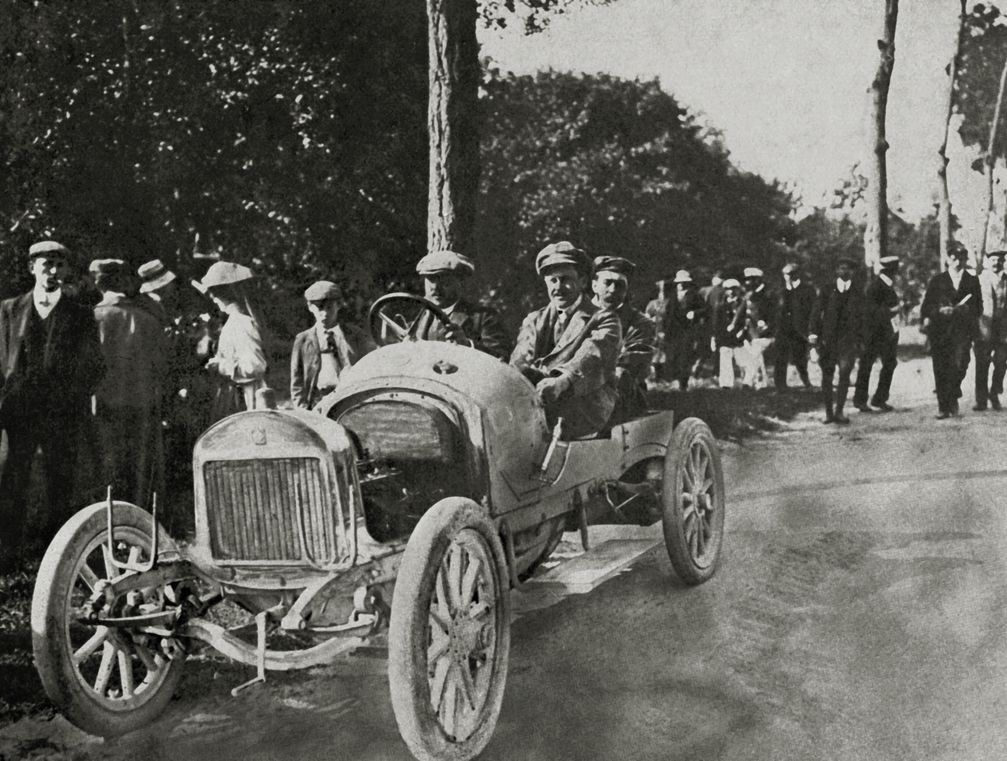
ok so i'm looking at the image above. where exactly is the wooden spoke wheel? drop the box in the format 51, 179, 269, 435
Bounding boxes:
388, 497, 510, 761
31, 502, 184, 737
660, 417, 726, 585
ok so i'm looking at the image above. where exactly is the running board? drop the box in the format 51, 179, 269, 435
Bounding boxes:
527, 537, 661, 594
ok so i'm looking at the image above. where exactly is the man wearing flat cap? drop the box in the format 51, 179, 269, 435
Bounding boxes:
0, 241, 104, 566
740, 267, 774, 388
774, 263, 816, 389
647, 269, 707, 389
591, 256, 655, 420
808, 257, 867, 424
853, 256, 902, 412
511, 241, 622, 438
921, 242, 982, 418
92, 258, 167, 509
410, 250, 510, 359
973, 249, 1007, 411
291, 280, 375, 409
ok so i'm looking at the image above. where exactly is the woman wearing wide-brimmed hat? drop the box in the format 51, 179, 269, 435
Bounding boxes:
197, 261, 267, 420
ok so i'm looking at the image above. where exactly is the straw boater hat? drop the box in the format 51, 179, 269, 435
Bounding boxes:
137, 259, 177, 293
672, 269, 693, 284
198, 261, 254, 291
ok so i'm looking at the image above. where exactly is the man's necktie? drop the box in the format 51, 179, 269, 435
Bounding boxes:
553, 310, 569, 346
325, 330, 342, 375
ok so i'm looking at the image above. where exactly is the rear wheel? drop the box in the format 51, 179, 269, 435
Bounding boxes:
661, 417, 725, 584
31, 502, 185, 737
388, 497, 510, 761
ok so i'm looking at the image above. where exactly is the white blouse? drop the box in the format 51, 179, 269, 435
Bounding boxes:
213, 312, 267, 408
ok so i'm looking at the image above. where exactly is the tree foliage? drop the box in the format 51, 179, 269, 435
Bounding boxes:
956, 2, 1007, 159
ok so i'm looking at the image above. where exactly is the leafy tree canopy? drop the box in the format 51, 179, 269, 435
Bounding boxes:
956, 2, 1007, 160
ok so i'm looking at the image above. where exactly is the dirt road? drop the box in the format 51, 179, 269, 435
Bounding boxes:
6, 356, 1007, 761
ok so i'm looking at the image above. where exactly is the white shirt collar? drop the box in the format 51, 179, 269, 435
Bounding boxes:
787, 279, 801, 290
949, 268, 964, 288
97, 291, 127, 306
556, 295, 582, 315
33, 285, 62, 315
835, 278, 851, 293
315, 321, 342, 341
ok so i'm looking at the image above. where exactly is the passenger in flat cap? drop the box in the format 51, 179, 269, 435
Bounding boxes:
92, 259, 167, 510
974, 250, 1007, 411
921, 244, 981, 418
808, 258, 868, 424
510, 242, 621, 438
0, 241, 105, 567
774, 263, 816, 390
199, 261, 269, 421
410, 250, 510, 359
591, 256, 655, 421
853, 256, 902, 412
290, 280, 375, 409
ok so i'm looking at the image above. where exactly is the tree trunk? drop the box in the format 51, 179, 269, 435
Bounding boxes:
937, 1, 966, 272
426, 0, 480, 255
980, 54, 1007, 259
863, 0, 899, 272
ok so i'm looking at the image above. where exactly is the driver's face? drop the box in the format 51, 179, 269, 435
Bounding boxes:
592, 272, 628, 309
307, 297, 340, 327
31, 255, 70, 292
543, 265, 584, 310
423, 273, 462, 308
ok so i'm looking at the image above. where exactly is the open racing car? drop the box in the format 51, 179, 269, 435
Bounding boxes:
31, 294, 726, 761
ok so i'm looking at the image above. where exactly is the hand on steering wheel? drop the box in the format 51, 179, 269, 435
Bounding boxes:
368, 292, 455, 346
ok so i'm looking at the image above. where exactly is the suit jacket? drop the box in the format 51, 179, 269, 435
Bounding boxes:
921, 270, 982, 345
614, 302, 656, 385
0, 291, 104, 421
809, 283, 867, 353
411, 298, 511, 359
775, 282, 816, 341
94, 294, 168, 409
976, 269, 1007, 343
510, 299, 622, 434
290, 322, 375, 409
861, 276, 900, 343
712, 299, 748, 348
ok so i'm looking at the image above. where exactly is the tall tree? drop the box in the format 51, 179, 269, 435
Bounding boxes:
937, 1, 967, 270
863, 0, 899, 271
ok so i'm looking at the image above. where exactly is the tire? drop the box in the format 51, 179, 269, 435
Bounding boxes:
388, 497, 511, 761
661, 417, 726, 585
31, 501, 185, 737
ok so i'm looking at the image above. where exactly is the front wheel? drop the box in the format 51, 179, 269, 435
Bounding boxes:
661, 417, 726, 585
31, 501, 185, 737
388, 497, 511, 761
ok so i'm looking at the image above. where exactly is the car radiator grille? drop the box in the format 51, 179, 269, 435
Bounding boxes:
203, 457, 338, 563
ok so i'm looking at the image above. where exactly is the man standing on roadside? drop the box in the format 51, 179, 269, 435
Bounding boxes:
921, 243, 982, 419
972, 250, 1007, 411
0, 241, 104, 566
774, 263, 816, 390
853, 255, 902, 413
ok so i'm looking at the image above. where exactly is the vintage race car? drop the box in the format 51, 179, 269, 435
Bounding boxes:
31, 294, 726, 761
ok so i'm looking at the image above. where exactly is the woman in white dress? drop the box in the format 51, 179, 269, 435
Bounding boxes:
198, 261, 268, 421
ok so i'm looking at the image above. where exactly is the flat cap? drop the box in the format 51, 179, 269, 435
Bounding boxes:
986, 250, 1007, 258
743, 267, 764, 279
29, 240, 70, 260
593, 255, 636, 277
673, 269, 693, 284
199, 261, 254, 290
535, 241, 590, 275
304, 280, 340, 302
878, 255, 900, 268
722, 278, 742, 289
837, 256, 859, 267
416, 250, 475, 277
88, 258, 126, 275
138, 259, 177, 293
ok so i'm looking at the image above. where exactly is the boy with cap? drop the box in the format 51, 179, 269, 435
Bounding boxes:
774, 263, 816, 389
410, 250, 510, 359
853, 256, 902, 412
711, 278, 748, 387
973, 249, 1007, 410
511, 241, 621, 438
591, 255, 655, 420
921, 243, 982, 418
291, 280, 375, 409
808, 257, 867, 424
0, 241, 105, 565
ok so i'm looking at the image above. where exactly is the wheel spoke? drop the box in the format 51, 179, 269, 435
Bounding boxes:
466, 600, 492, 622
94, 643, 116, 695
688, 523, 700, 559
460, 554, 482, 607
441, 672, 458, 738
134, 642, 159, 672
700, 476, 714, 495
435, 567, 451, 621
446, 543, 464, 612
100, 544, 116, 578
118, 651, 135, 698
429, 608, 451, 636
457, 661, 477, 711
695, 517, 707, 556
72, 627, 110, 665
78, 563, 101, 592
429, 657, 451, 711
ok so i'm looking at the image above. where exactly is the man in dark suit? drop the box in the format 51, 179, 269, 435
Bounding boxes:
410, 250, 510, 359
974, 249, 1007, 410
0, 241, 104, 564
853, 256, 902, 412
290, 280, 375, 409
511, 241, 622, 438
590, 255, 655, 421
774, 263, 816, 389
809, 257, 866, 424
648, 270, 707, 389
921, 244, 982, 418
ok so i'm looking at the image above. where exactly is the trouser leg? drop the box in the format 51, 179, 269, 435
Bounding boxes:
974, 340, 992, 406
991, 344, 1007, 395
718, 346, 735, 388
39, 415, 80, 541
792, 338, 810, 386
0, 421, 39, 554
773, 337, 790, 389
820, 355, 836, 417
931, 343, 954, 412
873, 334, 898, 405
835, 349, 857, 416
853, 342, 878, 405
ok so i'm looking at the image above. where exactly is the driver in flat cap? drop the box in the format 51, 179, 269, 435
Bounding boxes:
290, 280, 375, 409
510, 242, 622, 438
410, 250, 510, 359
591, 256, 655, 420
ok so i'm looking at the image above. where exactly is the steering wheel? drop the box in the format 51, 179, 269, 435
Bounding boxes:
368, 292, 455, 346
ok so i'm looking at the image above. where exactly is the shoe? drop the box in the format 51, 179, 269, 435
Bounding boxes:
853, 402, 872, 412
951, 400, 960, 415
871, 401, 894, 412
936, 411, 951, 419
973, 403, 988, 412
833, 413, 851, 424
824, 410, 836, 424
992, 396, 1002, 411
